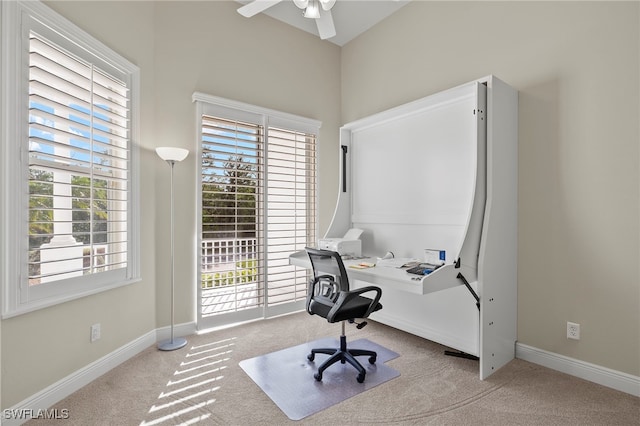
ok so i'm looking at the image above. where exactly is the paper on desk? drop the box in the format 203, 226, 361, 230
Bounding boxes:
349, 262, 375, 269
343, 228, 364, 240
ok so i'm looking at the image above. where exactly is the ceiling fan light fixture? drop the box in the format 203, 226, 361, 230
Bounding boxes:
293, 0, 309, 9
303, 0, 320, 19
239, 0, 336, 40
319, 0, 336, 11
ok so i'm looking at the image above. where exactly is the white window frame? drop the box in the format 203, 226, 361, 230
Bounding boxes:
1, 0, 141, 318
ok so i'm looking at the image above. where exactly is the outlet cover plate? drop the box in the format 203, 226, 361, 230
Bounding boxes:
567, 322, 580, 340
91, 323, 101, 342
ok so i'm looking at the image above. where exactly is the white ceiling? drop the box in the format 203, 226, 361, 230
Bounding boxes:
235, 0, 411, 46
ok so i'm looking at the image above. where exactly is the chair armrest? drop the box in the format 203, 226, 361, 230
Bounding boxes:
352, 286, 382, 318
327, 286, 382, 321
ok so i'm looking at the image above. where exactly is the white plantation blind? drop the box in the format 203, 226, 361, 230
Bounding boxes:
28, 31, 130, 284
266, 127, 317, 307
195, 94, 319, 325
201, 115, 265, 314
201, 116, 263, 241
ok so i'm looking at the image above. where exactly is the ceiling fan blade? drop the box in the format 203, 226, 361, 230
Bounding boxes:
237, 0, 283, 18
316, 9, 336, 40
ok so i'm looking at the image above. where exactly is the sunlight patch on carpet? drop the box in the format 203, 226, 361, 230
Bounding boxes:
239, 338, 400, 420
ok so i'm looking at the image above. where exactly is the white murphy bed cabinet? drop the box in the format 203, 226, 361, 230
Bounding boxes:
291, 75, 518, 379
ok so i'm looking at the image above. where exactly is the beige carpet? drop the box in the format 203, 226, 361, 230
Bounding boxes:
32, 312, 639, 425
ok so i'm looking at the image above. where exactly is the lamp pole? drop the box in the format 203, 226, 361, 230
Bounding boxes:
156, 147, 188, 351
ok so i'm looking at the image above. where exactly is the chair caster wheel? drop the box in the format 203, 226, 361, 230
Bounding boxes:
369, 356, 377, 364
314, 372, 322, 381
357, 373, 365, 383
307, 353, 315, 361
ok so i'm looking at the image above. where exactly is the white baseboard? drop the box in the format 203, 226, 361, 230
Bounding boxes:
155, 321, 197, 342
4, 322, 196, 426
516, 342, 640, 397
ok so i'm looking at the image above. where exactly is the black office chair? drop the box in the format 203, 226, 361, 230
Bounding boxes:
305, 247, 383, 383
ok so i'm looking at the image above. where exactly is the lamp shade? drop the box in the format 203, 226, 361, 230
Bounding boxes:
156, 147, 189, 162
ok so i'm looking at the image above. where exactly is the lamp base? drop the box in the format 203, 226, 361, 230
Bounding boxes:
158, 337, 187, 351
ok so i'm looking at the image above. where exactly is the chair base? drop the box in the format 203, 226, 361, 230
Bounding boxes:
307, 335, 377, 383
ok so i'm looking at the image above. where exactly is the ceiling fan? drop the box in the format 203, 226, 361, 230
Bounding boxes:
238, 0, 337, 40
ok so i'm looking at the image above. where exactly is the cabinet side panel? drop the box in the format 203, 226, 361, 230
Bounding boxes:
479, 77, 518, 379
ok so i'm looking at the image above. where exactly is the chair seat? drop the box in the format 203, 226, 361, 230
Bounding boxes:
309, 295, 382, 323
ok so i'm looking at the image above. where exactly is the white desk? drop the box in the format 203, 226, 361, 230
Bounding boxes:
290, 249, 481, 357
289, 251, 473, 296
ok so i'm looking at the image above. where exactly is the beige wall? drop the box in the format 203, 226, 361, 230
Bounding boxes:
2, 0, 159, 408
1, 1, 341, 408
151, 1, 341, 327
1, 0, 638, 411
341, 1, 639, 376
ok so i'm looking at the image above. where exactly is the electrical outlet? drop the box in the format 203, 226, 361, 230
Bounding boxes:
567, 322, 580, 340
90, 323, 101, 342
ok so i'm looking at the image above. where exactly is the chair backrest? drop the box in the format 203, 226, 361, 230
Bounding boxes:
305, 247, 350, 309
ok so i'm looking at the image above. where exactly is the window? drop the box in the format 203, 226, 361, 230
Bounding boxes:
1, 1, 140, 317
194, 94, 318, 328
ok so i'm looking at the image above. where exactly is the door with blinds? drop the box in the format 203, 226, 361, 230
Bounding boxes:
197, 102, 317, 330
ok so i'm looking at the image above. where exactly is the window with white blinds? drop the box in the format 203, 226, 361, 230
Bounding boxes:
28, 32, 129, 284
195, 94, 318, 327
1, 0, 140, 317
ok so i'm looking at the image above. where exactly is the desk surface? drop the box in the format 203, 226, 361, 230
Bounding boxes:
289, 251, 465, 295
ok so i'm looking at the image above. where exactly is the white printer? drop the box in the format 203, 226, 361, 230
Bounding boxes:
317, 228, 363, 257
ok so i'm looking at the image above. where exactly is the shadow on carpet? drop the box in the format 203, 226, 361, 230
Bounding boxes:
239, 337, 400, 420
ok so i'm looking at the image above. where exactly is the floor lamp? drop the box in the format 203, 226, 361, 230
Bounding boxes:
156, 147, 189, 351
